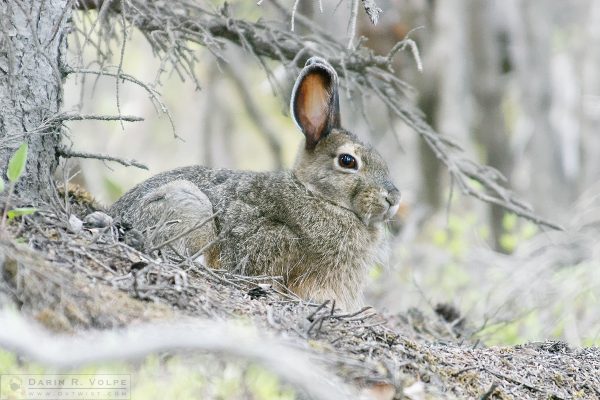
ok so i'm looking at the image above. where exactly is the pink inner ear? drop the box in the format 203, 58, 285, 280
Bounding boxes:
298, 73, 330, 145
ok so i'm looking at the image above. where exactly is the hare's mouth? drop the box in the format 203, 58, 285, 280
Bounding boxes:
386, 203, 400, 220
360, 201, 400, 226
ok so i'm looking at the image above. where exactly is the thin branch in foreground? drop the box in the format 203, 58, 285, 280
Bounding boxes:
57, 147, 148, 170
0, 312, 355, 400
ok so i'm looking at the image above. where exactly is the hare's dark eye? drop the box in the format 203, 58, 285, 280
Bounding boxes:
338, 153, 357, 169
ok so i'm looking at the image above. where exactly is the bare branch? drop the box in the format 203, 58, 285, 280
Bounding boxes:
347, 0, 359, 50
57, 147, 149, 170
291, 0, 300, 32
0, 312, 356, 400
148, 211, 220, 253
387, 27, 425, 71
56, 113, 144, 122
268, 0, 337, 43
20, 113, 142, 142
65, 67, 178, 138
115, 4, 129, 130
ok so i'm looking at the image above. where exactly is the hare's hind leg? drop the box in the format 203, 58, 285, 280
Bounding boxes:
136, 180, 218, 264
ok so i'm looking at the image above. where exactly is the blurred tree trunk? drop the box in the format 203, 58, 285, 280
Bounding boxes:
506, 0, 573, 218
469, 0, 513, 251
0, 1, 69, 198
298, 0, 313, 25
416, 1, 443, 212
581, 1, 600, 191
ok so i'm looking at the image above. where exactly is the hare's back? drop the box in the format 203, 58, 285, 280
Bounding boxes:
109, 165, 287, 218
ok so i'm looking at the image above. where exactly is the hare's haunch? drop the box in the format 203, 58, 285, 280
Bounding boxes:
110, 57, 400, 310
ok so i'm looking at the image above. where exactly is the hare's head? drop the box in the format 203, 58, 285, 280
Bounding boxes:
291, 57, 400, 226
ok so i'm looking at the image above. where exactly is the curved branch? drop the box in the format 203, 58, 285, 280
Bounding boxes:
0, 311, 355, 400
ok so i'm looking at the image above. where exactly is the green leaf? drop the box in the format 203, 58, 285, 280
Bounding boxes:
7, 143, 28, 182
502, 212, 518, 231
6, 207, 37, 220
499, 233, 517, 253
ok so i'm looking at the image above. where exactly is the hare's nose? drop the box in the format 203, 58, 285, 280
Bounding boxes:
385, 189, 401, 217
385, 189, 401, 207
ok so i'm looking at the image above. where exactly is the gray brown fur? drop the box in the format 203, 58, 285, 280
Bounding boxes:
110, 57, 400, 310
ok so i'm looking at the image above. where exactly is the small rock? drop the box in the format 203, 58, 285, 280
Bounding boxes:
83, 211, 113, 228
68, 214, 83, 233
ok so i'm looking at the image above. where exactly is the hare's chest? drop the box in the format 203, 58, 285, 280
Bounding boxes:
215, 188, 382, 273
295, 206, 382, 265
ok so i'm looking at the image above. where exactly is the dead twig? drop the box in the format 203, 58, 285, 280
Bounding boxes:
347, 0, 359, 50
56, 113, 144, 122
57, 147, 148, 170
65, 67, 178, 138
148, 211, 220, 253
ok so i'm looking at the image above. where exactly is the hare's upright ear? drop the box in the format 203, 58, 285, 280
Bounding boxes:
291, 57, 341, 150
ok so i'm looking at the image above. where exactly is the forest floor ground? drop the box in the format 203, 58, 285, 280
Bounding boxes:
0, 188, 599, 400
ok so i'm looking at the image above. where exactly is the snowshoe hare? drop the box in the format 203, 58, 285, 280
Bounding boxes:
110, 57, 400, 310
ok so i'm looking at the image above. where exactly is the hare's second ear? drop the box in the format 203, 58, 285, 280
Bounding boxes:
291, 57, 341, 150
